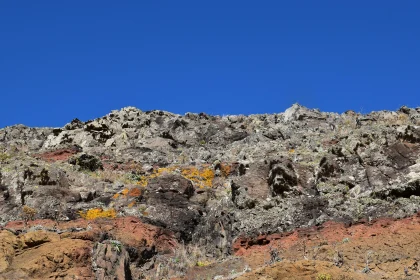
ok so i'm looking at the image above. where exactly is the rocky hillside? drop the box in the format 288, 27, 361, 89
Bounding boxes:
1, 104, 420, 279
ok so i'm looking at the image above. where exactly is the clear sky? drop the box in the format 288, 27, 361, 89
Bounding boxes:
1, 1, 419, 128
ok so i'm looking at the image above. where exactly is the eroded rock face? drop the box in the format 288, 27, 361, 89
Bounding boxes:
144, 175, 201, 241
0, 229, 92, 279
268, 158, 298, 196
1, 104, 420, 278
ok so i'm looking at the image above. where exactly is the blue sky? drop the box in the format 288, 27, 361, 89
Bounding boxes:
1, 1, 419, 127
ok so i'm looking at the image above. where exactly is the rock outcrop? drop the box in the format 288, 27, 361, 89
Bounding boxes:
1, 104, 420, 278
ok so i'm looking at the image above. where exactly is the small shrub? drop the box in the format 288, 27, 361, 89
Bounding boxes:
21, 205, 37, 226
196, 261, 210, 267
269, 245, 281, 264
362, 250, 373, 274
110, 240, 122, 253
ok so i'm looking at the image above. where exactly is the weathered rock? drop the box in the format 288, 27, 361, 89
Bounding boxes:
0, 230, 17, 273
144, 175, 200, 241
6, 232, 92, 279
1, 104, 420, 279
92, 240, 132, 280
232, 162, 270, 203
64, 118, 84, 130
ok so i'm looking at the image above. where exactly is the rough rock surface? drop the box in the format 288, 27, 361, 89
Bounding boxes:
93, 240, 132, 280
1, 104, 420, 278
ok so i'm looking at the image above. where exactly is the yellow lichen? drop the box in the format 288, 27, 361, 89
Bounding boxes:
135, 166, 178, 187
137, 176, 149, 187
79, 208, 116, 220
196, 261, 211, 267
181, 167, 214, 188
134, 165, 215, 188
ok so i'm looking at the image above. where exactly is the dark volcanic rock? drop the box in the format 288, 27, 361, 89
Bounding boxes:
69, 153, 103, 171
144, 174, 200, 241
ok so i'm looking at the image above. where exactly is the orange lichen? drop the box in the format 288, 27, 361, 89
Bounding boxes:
220, 163, 231, 177
128, 187, 142, 197
127, 201, 136, 208
113, 187, 142, 203
112, 193, 120, 199
79, 208, 117, 220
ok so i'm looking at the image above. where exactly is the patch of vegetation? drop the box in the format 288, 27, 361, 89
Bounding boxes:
152, 243, 211, 279
362, 250, 373, 274
110, 240, 122, 254
196, 261, 210, 267
316, 273, 332, 280
21, 205, 37, 226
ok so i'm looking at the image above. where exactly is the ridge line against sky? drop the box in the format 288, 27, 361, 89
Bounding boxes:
1, 1, 419, 127
1, 103, 417, 129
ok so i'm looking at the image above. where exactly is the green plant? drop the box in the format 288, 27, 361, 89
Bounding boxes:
316, 273, 332, 280
269, 245, 282, 264
110, 240, 122, 253
362, 250, 373, 273
196, 261, 209, 267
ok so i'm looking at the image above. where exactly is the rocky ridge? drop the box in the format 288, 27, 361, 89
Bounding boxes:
0, 104, 420, 279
